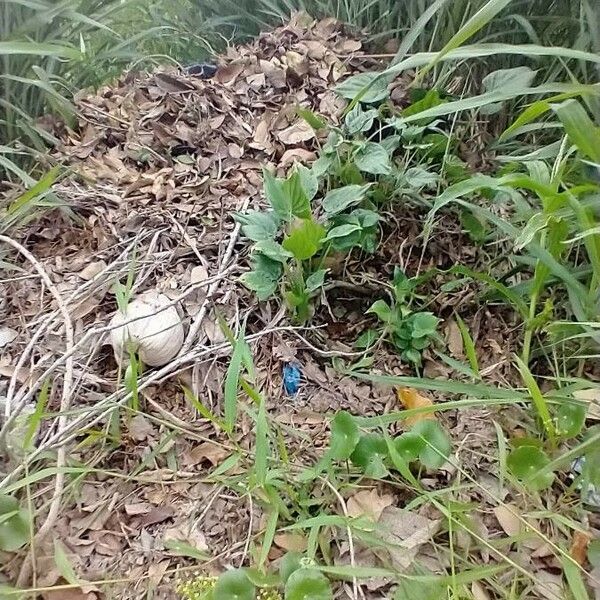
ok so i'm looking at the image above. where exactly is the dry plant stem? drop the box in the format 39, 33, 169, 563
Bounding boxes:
0, 325, 301, 490
180, 196, 250, 354
0, 235, 75, 588
1, 267, 235, 435
320, 477, 362, 600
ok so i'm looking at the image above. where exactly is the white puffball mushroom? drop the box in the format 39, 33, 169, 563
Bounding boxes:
109, 291, 184, 367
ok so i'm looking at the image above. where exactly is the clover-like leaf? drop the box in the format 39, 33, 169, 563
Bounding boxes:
213, 568, 255, 600
285, 568, 333, 600
556, 402, 586, 438
351, 434, 389, 478
507, 446, 555, 491
280, 552, 303, 584
329, 411, 360, 461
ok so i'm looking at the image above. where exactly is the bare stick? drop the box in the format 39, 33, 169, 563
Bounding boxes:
0, 235, 75, 588
180, 196, 250, 354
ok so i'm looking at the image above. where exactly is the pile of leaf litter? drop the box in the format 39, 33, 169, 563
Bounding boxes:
0, 12, 577, 600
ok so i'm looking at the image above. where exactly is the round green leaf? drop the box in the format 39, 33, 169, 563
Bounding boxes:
507, 446, 555, 491
393, 432, 424, 463
213, 568, 255, 600
285, 568, 333, 600
556, 403, 586, 438
350, 434, 389, 478
411, 420, 452, 470
279, 552, 303, 584
329, 411, 359, 461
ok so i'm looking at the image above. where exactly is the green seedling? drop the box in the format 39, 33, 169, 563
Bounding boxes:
362, 268, 440, 365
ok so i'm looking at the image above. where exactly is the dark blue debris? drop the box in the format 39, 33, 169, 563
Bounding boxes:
186, 63, 218, 79
282, 362, 302, 396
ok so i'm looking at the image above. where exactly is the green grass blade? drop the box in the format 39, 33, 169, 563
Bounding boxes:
416, 0, 514, 80
514, 356, 556, 444
552, 99, 600, 162
562, 555, 590, 600
455, 315, 480, 377
224, 326, 246, 433
0, 41, 80, 59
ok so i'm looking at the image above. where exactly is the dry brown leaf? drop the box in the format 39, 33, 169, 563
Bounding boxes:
446, 319, 464, 358
0, 326, 18, 349
533, 570, 563, 600
77, 260, 107, 281
574, 388, 600, 420
42, 588, 97, 600
190, 265, 209, 285
471, 581, 491, 600
396, 387, 436, 426
183, 442, 229, 467
347, 488, 394, 522
274, 532, 308, 552
493, 504, 522, 537
277, 120, 315, 145
570, 530, 592, 566
378, 506, 440, 572
215, 62, 245, 85
128, 414, 155, 441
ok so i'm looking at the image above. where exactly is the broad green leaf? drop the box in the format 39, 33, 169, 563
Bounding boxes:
325, 224, 362, 241
345, 104, 377, 134
514, 212, 549, 250
285, 568, 333, 600
305, 269, 327, 294
480, 66, 537, 115
296, 164, 319, 201
240, 270, 278, 300
562, 553, 590, 600
335, 72, 391, 103
322, 184, 369, 216
213, 569, 255, 600
507, 446, 555, 490
355, 329, 379, 349
283, 219, 326, 260
283, 171, 312, 219
402, 89, 446, 118
263, 168, 292, 221
366, 299, 393, 324
329, 411, 360, 461
254, 240, 293, 263
234, 210, 280, 242
552, 99, 600, 162
404, 167, 438, 188
240, 254, 283, 300
394, 432, 424, 463
354, 142, 391, 175
588, 540, 600, 567
410, 313, 440, 338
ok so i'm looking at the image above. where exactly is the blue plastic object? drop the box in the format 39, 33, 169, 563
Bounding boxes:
282, 362, 302, 396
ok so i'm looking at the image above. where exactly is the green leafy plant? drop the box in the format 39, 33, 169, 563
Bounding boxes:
0, 494, 30, 552
236, 164, 380, 322
361, 268, 440, 365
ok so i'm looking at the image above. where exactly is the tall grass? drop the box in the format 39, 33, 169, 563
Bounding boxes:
0, 0, 221, 177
